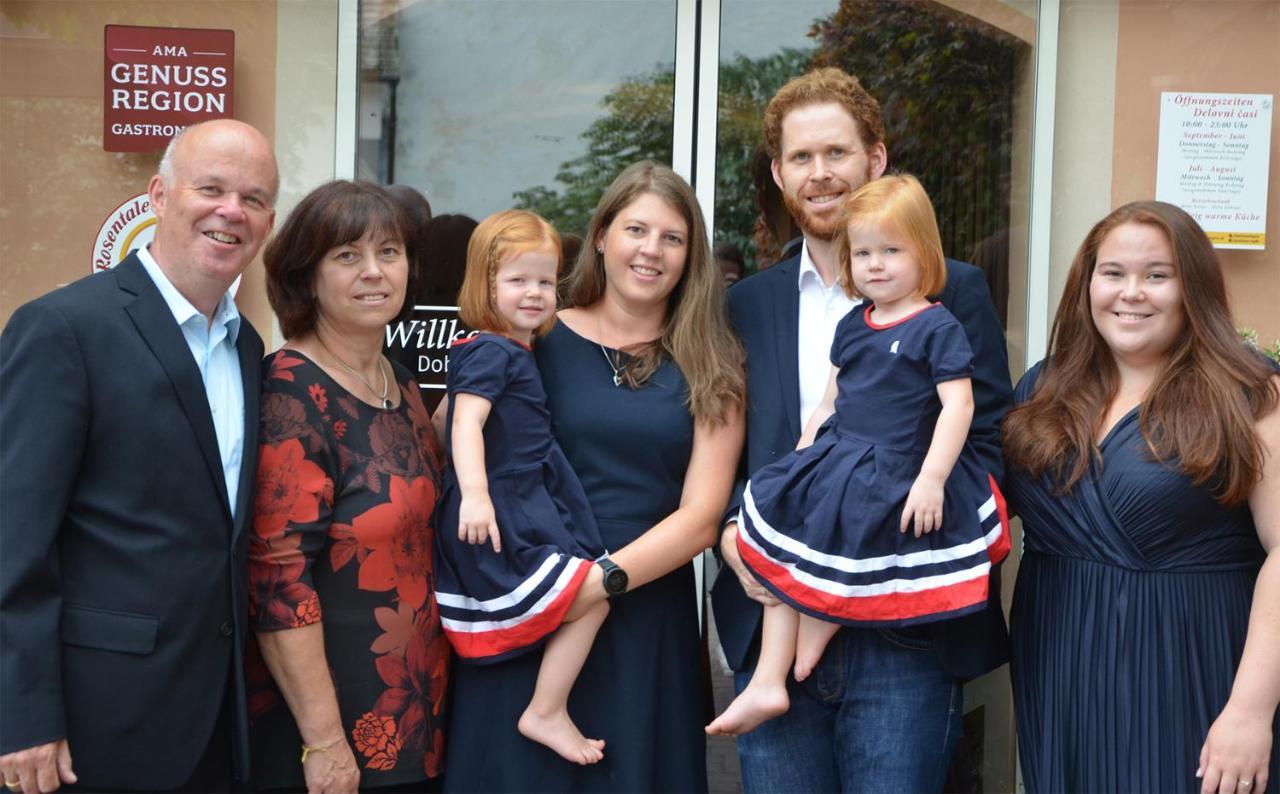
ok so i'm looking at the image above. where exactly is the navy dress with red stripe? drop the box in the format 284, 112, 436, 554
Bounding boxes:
434, 333, 606, 663
738, 303, 1011, 627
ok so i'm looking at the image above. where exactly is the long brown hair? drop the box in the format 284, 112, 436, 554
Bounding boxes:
1003, 201, 1277, 505
564, 161, 745, 425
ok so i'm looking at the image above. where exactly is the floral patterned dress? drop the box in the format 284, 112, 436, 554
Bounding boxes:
247, 350, 449, 789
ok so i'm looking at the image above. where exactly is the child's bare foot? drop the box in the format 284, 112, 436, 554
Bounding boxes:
704, 683, 789, 736
518, 707, 605, 765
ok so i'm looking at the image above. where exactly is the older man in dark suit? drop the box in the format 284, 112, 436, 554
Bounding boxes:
0, 119, 277, 793
709, 68, 1013, 792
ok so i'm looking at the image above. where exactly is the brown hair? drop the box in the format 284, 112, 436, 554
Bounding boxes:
1003, 201, 1278, 505
456, 209, 561, 338
564, 161, 745, 425
762, 67, 886, 160
264, 181, 416, 339
834, 174, 946, 300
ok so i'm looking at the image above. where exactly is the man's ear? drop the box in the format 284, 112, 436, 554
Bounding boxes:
771, 158, 784, 192
147, 174, 168, 219
869, 142, 888, 180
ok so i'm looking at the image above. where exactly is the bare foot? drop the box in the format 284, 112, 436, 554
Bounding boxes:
518, 707, 605, 765
704, 683, 789, 736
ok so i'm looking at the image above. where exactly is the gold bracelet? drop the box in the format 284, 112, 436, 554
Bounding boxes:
300, 736, 344, 764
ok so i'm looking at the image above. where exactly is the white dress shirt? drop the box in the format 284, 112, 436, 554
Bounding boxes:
796, 239, 861, 430
137, 246, 245, 516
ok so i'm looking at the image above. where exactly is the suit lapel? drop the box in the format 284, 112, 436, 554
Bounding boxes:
116, 255, 232, 521
231, 326, 261, 543
772, 258, 803, 442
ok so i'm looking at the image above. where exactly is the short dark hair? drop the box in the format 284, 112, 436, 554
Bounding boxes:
264, 181, 418, 339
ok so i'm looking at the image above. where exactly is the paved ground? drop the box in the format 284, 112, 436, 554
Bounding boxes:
706, 609, 744, 794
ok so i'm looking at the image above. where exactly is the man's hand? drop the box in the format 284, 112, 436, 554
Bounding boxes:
721, 523, 779, 607
0, 739, 76, 794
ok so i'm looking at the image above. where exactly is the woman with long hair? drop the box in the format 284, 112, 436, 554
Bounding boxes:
1003, 201, 1280, 792
444, 161, 746, 792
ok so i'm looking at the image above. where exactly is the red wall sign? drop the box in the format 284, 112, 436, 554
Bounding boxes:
103, 25, 235, 152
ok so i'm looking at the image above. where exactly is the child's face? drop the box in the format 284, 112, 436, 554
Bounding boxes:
493, 246, 558, 343
846, 220, 923, 310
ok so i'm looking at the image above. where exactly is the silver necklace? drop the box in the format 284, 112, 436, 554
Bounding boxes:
599, 344, 626, 387
317, 336, 392, 409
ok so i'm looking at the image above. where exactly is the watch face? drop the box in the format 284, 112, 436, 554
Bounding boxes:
604, 568, 628, 594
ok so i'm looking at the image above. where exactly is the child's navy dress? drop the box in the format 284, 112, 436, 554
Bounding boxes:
434, 333, 606, 663
737, 303, 1011, 627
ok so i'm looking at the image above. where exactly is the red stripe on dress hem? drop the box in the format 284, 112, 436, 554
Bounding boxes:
443, 558, 592, 659
738, 537, 990, 622
986, 474, 1012, 565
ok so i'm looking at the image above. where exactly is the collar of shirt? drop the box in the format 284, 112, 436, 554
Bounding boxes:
796, 238, 842, 295
137, 245, 241, 344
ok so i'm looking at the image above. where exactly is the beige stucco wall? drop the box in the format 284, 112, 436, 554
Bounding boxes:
1111, 0, 1279, 346
0, 0, 279, 331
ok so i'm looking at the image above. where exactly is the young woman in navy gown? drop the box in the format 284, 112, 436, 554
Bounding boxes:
444, 162, 745, 792
1003, 201, 1280, 792
707, 175, 1010, 736
433, 210, 612, 766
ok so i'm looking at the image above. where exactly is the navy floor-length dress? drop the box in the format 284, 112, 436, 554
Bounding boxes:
1008, 362, 1279, 793
444, 320, 707, 793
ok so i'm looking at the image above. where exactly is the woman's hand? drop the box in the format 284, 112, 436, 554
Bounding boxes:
1197, 700, 1272, 794
302, 738, 360, 794
901, 474, 944, 536
459, 489, 501, 552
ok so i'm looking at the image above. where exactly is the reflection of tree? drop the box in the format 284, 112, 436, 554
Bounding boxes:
512, 70, 675, 239
811, 0, 1026, 269
515, 0, 1027, 275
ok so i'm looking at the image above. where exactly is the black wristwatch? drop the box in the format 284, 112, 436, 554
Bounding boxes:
596, 556, 629, 598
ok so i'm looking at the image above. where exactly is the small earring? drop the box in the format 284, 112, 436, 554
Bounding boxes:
596, 247, 603, 254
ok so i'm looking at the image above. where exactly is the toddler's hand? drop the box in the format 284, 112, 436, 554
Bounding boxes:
459, 492, 502, 552
900, 475, 944, 537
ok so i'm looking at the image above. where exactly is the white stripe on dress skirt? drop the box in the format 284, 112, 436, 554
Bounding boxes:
737, 516, 992, 598
439, 559, 584, 633
435, 551, 564, 612
743, 480, 993, 574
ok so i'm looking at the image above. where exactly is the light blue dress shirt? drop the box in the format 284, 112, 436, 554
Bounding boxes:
137, 246, 246, 517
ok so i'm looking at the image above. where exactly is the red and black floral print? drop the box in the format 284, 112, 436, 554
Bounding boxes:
247, 350, 449, 788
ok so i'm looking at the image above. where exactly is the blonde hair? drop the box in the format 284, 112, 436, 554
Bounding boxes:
457, 209, 561, 338
564, 161, 745, 425
835, 174, 946, 300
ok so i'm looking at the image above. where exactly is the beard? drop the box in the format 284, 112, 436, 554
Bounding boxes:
780, 164, 877, 242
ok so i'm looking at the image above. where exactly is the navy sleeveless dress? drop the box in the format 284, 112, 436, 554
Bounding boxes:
737, 303, 1010, 627
434, 333, 606, 663
444, 321, 707, 793
1008, 361, 1279, 792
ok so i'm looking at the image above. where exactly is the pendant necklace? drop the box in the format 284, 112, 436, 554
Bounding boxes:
317, 335, 392, 409
599, 344, 626, 387
596, 314, 627, 387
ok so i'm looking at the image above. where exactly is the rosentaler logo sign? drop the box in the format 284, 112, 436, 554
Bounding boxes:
103, 25, 234, 152
92, 193, 156, 272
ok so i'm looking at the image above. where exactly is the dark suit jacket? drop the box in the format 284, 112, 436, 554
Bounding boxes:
711, 252, 1013, 681
0, 253, 262, 788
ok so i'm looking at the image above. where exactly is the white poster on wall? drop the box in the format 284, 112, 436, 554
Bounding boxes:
1155, 92, 1272, 250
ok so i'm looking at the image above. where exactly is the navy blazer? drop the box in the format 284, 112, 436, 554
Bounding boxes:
0, 253, 262, 788
711, 252, 1013, 680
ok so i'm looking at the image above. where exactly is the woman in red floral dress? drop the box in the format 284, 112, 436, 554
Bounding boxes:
248, 181, 449, 793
